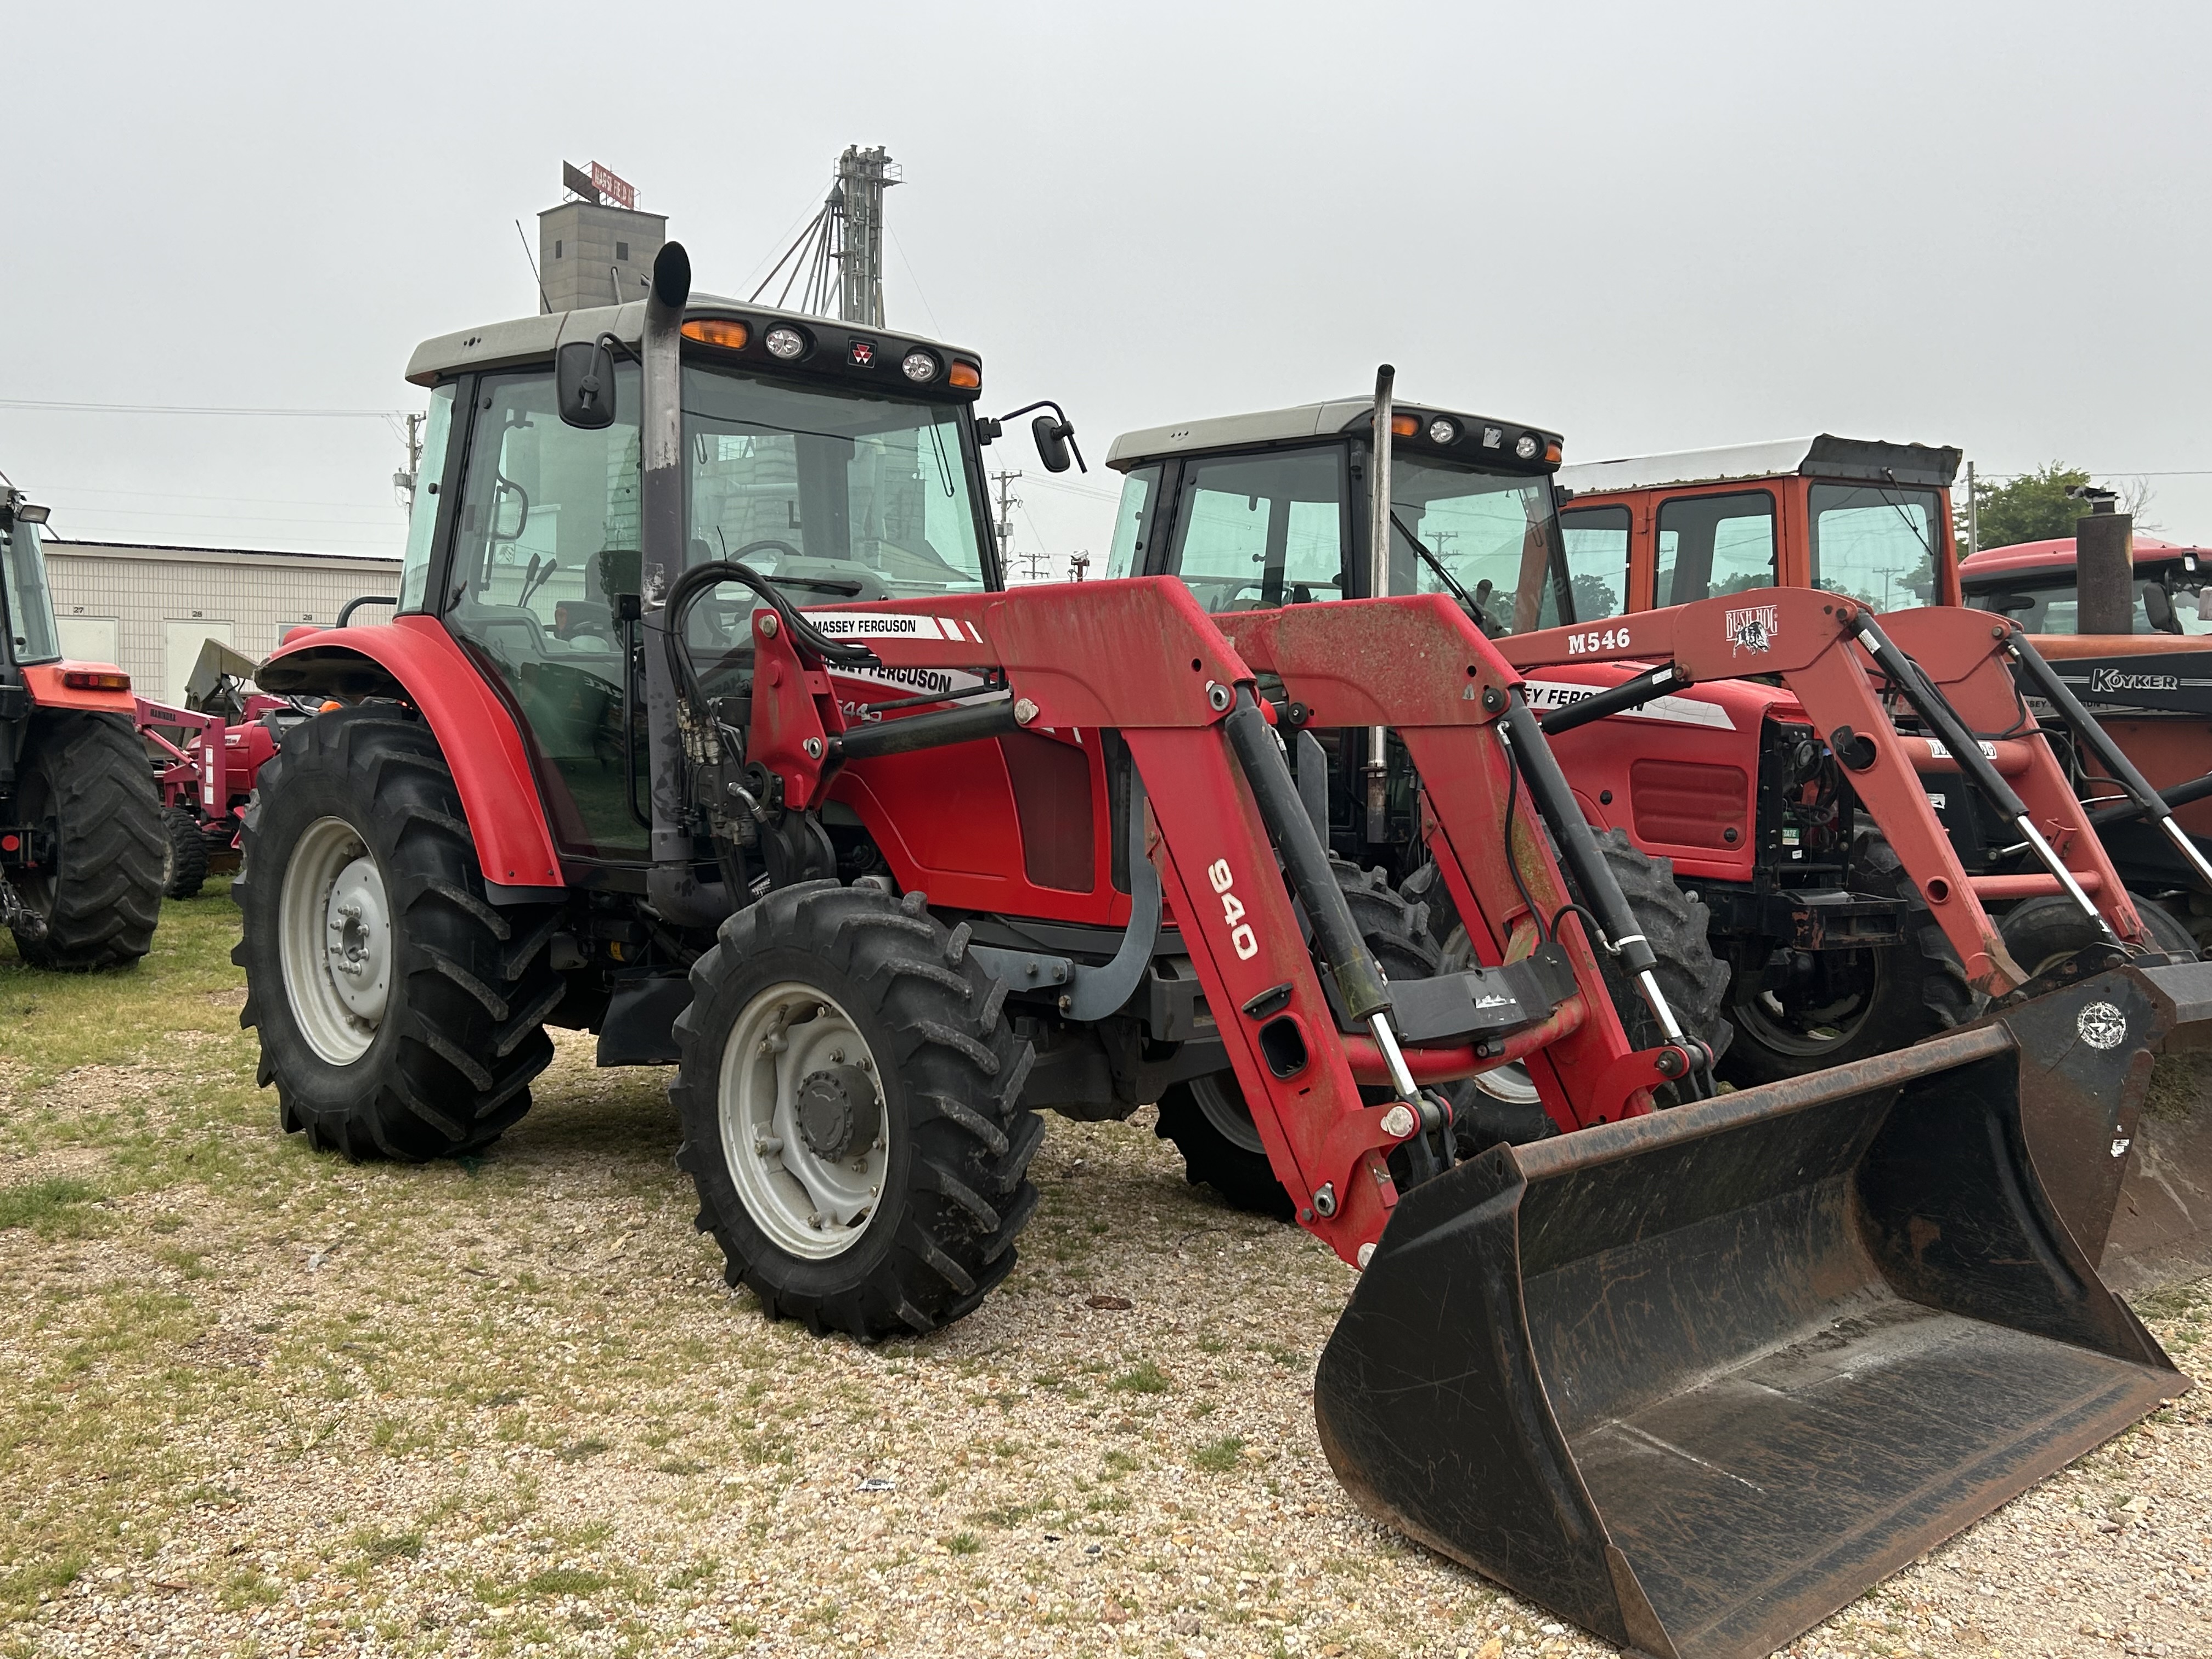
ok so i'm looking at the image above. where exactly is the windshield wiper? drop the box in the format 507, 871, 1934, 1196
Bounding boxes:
1388, 509, 1489, 623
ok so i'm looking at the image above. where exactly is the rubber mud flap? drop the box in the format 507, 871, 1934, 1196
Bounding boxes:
1314, 1006, 2192, 1659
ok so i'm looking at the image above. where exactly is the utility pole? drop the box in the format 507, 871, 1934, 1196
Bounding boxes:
992, 469, 1022, 578
1965, 460, 1978, 559
394, 412, 424, 509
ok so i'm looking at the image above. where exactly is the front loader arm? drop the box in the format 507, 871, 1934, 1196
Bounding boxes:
731, 577, 1429, 1263
1510, 593, 2019, 995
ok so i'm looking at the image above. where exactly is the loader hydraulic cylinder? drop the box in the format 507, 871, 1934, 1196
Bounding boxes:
1500, 695, 1706, 1089
1534, 663, 1689, 737
1222, 689, 1419, 1097
2007, 630, 2212, 893
1849, 611, 2113, 939
829, 697, 1022, 760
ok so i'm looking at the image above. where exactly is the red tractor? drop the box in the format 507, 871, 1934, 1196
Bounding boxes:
0, 483, 165, 966
239, 251, 2202, 1659
136, 638, 294, 900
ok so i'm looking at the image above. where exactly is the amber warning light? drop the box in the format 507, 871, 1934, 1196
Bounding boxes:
61, 669, 131, 691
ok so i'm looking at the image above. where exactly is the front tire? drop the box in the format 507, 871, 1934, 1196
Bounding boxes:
161, 806, 210, 900
234, 705, 565, 1160
673, 881, 1045, 1339
9, 712, 164, 969
1722, 834, 1974, 1087
1156, 859, 1443, 1217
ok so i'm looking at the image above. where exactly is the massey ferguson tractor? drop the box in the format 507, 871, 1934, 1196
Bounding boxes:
239, 249, 2207, 1659
0, 483, 165, 967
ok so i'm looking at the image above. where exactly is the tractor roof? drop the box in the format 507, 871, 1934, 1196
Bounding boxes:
1105, 399, 1561, 472
1960, 534, 2205, 577
404, 296, 982, 387
1555, 435, 1960, 498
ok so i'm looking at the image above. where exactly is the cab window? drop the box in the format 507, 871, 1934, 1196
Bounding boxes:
1389, 455, 1566, 633
1167, 448, 1346, 610
1105, 464, 1163, 579
1656, 491, 1775, 605
1556, 504, 1630, 622
1809, 483, 1940, 611
448, 364, 646, 859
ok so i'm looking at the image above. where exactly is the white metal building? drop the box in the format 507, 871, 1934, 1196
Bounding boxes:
43, 540, 403, 707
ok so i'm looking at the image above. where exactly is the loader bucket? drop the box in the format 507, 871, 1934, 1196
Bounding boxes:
1316, 964, 2204, 1659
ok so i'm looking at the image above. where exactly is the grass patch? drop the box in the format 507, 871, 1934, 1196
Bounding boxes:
1108, 1360, 1171, 1395
1193, 1436, 1246, 1472
0, 1177, 101, 1232
944, 1532, 982, 1556
357, 1531, 424, 1563
523, 1566, 608, 1598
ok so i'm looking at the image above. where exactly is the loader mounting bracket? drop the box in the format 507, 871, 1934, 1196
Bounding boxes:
1329, 943, 1580, 1046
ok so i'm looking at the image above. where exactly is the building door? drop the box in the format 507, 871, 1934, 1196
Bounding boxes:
162, 618, 235, 707
55, 614, 121, 667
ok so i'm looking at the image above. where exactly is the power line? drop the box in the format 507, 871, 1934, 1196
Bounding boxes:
0, 398, 409, 418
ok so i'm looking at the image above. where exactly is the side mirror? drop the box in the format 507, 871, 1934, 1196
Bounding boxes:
12, 502, 49, 525
557, 338, 618, 430
1032, 414, 1074, 474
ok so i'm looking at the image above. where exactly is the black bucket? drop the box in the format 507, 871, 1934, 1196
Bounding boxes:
1316, 966, 2200, 1659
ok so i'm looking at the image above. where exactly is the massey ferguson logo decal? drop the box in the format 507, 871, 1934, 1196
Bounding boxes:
2089, 667, 2182, 694
848, 338, 876, 368
2076, 1000, 2128, 1051
1726, 604, 1778, 656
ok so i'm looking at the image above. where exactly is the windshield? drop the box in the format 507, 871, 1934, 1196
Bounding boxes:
1389, 453, 1569, 633
683, 363, 988, 600
1809, 482, 1940, 611
1965, 562, 2212, 636
1, 515, 61, 665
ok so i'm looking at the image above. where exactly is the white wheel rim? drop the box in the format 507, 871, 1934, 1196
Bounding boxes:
1191, 1071, 1267, 1156
1472, 1063, 1542, 1107
718, 981, 890, 1260
279, 816, 391, 1065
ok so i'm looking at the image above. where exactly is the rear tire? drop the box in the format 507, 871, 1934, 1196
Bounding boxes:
1156, 859, 1442, 1217
672, 881, 1045, 1339
234, 705, 565, 1160
1722, 836, 1973, 1087
161, 806, 210, 900
10, 712, 164, 969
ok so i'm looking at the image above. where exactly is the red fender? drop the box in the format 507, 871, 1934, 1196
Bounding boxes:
258, 617, 563, 893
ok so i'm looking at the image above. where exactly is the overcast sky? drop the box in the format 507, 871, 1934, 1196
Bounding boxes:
5, 2, 2209, 576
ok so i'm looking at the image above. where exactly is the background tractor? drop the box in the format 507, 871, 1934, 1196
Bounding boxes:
0, 482, 165, 967
237, 249, 2205, 1659
1553, 436, 2212, 939
1102, 382, 2212, 1286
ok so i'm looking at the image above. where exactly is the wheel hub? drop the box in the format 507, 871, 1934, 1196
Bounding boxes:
718, 985, 891, 1259
279, 817, 390, 1065
323, 856, 391, 1023
795, 1063, 882, 1160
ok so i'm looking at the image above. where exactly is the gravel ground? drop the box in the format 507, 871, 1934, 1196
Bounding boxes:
1, 888, 2208, 1659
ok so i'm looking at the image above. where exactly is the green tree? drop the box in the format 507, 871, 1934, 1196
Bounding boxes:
1957, 463, 2094, 554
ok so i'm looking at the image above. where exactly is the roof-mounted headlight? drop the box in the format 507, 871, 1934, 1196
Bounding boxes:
764, 325, 808, 361
900, 349, 940, 384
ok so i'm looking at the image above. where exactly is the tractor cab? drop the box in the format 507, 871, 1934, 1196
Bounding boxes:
1550, 434, 1962, 622
1107, 397, 1570, 631
280, 273, 1038, 873
1961, 534, 2212, 636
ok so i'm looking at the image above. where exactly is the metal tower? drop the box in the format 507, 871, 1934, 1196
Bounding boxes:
750, 145, 901, 325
